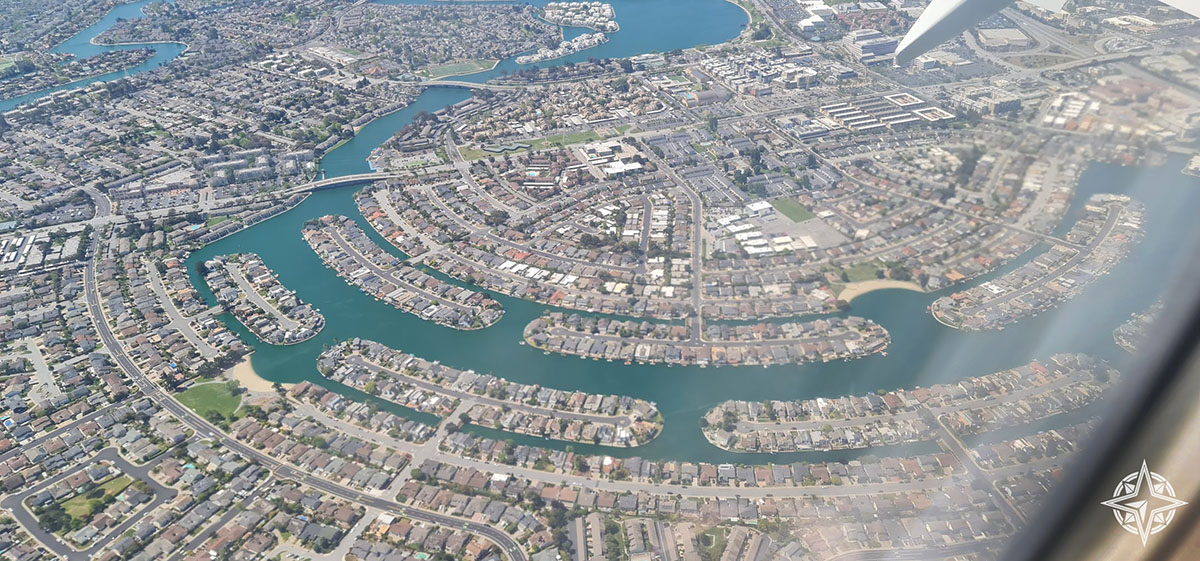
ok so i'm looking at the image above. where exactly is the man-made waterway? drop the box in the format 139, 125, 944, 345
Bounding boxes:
183, 155, 1200, 464
378, 0, 750, 83
11, 0, 1200, 464
0, 0, 185, 113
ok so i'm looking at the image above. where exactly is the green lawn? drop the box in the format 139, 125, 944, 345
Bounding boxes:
838, 260, 885, 282
177, 382, 241, 418
205, 215, 233, 227
61, 494, 92, 519
61, 475, 132, 519
770, 198, 815, 222
461, 128, 619, 161
458, 146, 491, 161
699, 527, 728, 561
528, 130, 602, 150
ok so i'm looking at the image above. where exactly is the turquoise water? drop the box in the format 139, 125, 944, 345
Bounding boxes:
176, 5, 1200, 465
377, 0, 749, 82
0, 0, 186, 113
12, 0, 1199, 464
186, 146, 1200, 463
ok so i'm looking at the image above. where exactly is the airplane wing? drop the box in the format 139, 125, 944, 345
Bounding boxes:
894, 0, 1198, 66
894, 0, 1018, 65
1023, 0, 1069, 12
1159, 0, 1200, 17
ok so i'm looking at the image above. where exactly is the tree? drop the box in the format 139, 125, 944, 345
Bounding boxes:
484, 210, 509, 227
36, 504, 71, 533
88, 498, 106, 515
888, 264, 912, 281
579, 233, 604, 248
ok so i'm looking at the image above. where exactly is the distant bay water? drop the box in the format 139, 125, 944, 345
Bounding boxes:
11, 0, 1198, 464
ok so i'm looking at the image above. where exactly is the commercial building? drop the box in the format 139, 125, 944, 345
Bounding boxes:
842, 29, 897, 61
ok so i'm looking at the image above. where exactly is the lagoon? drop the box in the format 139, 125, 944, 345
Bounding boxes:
0, 0, 185, 113
186, 152, 1200, 464
13, 0, 1199, 464
181, 1, 1200, 464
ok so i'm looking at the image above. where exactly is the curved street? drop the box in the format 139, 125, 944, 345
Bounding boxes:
83, 241, 530, 561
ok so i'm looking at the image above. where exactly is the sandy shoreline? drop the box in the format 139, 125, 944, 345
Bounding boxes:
838, 279, 924, 302
229, 355, 291, 393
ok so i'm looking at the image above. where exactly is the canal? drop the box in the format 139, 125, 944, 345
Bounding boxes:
0, 0, 185, 113
9, 0, 1200, 464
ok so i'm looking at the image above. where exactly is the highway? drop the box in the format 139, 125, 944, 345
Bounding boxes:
82, 241, 529, 561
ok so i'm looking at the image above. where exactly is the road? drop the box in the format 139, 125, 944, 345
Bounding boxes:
735, 369, 1091, 432
961, 201, 1125, 315
346, 355, 635, 427
221, 261, 302, 332
15, 338, 65, 404
413, 182, 639, 274
643, 146, 705, 339
924, 408, 1026, 526
0, 407, 114, 465
319, 221, 495, 320
166, 476, 275, 561
82, 242, 530, 561
144, 256, 220, 359
841, 166, 1082, 250
281, 172, 404, 195
556, 321, 870, 348
290, 397, 965, 500
1, 447, 177, 561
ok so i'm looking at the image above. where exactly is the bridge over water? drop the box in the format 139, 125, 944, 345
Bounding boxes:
418, 79, 526, 91
283, 172, 405, 194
